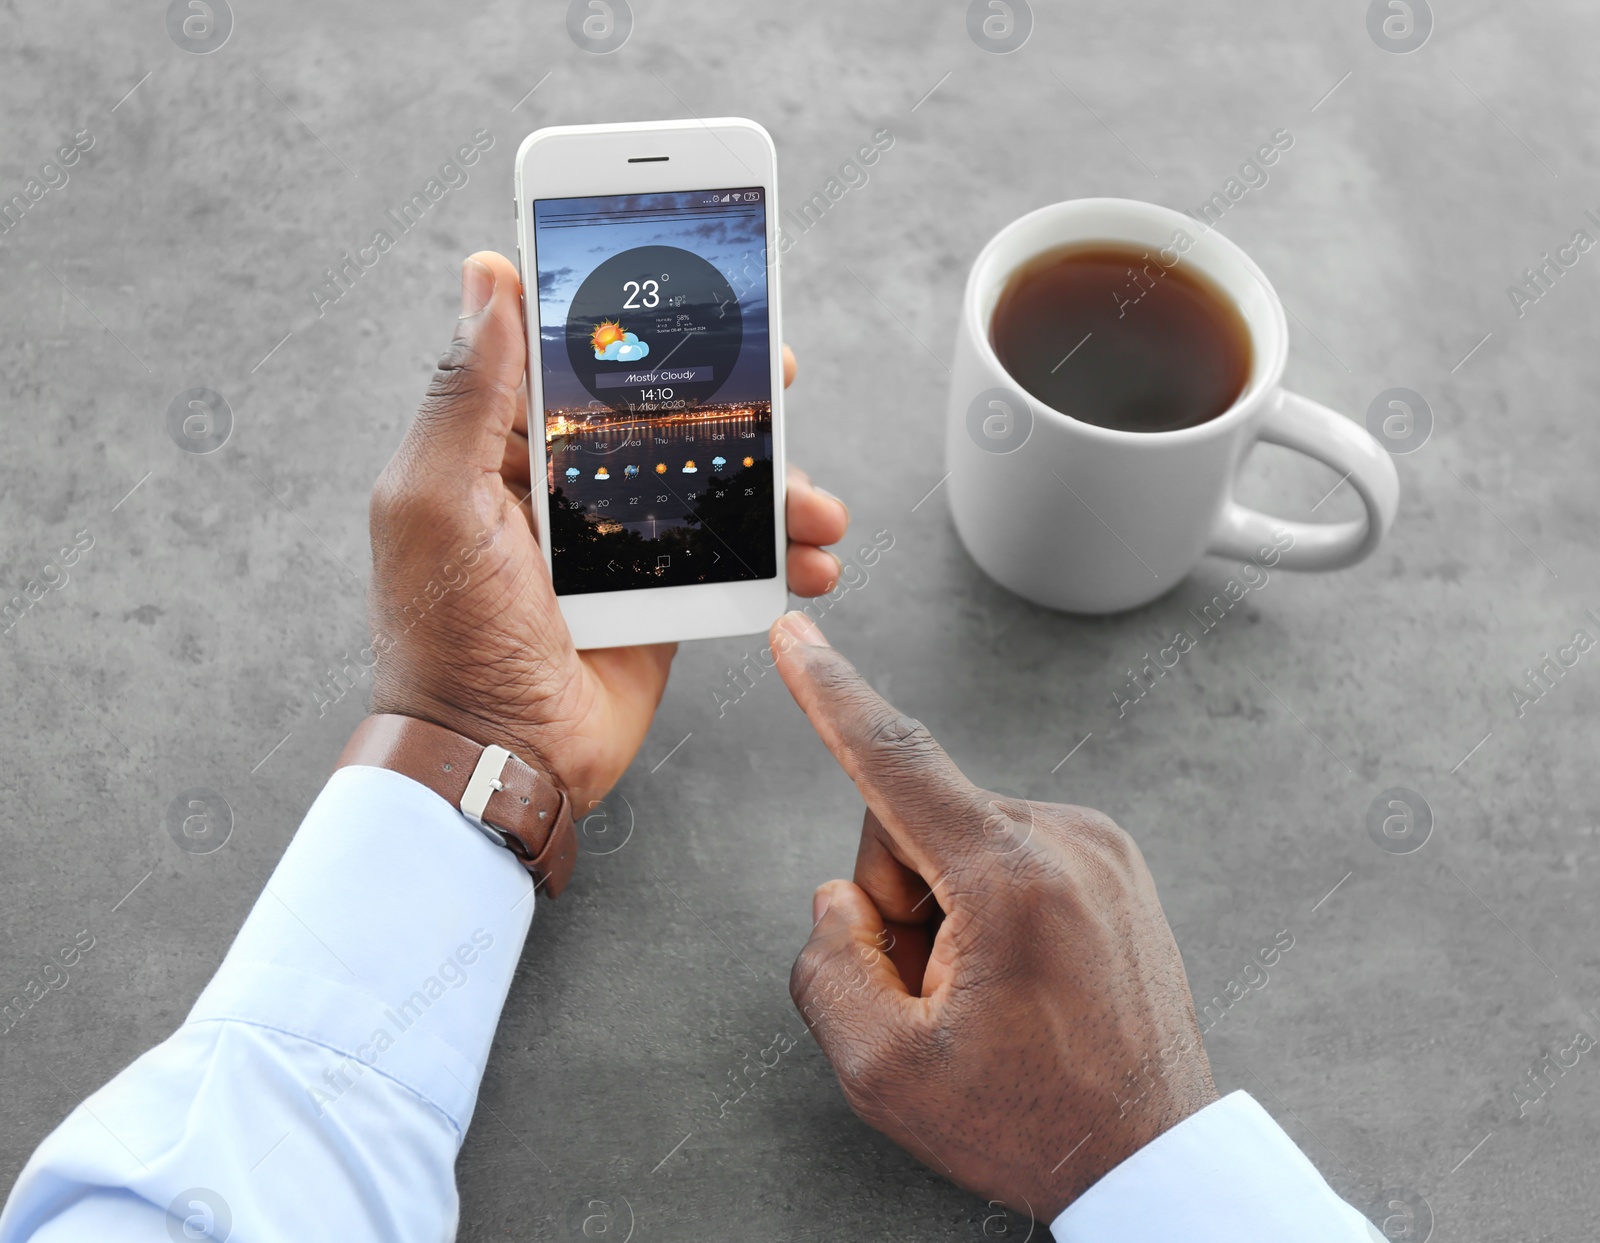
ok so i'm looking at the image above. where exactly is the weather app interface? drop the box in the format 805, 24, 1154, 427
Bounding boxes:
532, 187, 775, 596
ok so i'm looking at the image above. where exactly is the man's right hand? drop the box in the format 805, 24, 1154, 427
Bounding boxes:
770, 611, 1219, 1223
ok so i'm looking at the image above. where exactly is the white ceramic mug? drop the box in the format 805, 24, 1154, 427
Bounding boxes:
945, 198, 1400, 614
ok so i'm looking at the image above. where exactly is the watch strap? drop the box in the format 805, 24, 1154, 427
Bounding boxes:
336, 714, 578, 897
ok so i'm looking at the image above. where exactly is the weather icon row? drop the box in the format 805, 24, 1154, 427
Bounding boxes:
563, 456, 755, 482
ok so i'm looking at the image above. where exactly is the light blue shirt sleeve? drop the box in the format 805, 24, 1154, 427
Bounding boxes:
1050, 1090, 1378, 1241
2, 768, 1378, 1241
0, 765, 535, 1242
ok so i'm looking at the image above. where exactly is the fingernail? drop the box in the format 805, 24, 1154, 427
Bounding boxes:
780, 609, 828, 647
813, 485, 850, 521
460, 257, 494, 319
812, 886, 833, 925
822, 552, 842, 593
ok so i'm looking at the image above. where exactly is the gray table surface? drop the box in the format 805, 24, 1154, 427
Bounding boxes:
3, 1, 1596, 1238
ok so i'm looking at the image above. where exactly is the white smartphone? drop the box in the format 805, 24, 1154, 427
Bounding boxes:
513, 118, 787, 650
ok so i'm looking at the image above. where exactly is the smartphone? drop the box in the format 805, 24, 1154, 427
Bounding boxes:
513, 119, 787, 650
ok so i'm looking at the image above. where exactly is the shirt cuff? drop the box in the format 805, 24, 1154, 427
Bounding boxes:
1051, 1091, 1376, 1242
186, 764, 535, 1136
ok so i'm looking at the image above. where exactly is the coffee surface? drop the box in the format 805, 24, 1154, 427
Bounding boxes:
990, 241, 1252, 433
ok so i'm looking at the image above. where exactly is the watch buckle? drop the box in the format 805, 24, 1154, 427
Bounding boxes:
459, 744, 513, 847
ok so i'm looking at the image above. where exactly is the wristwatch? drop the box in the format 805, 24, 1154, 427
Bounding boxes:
336, 714, 578, 897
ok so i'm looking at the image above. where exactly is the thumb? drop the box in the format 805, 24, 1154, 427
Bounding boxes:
790, 880, 914, 1068
409, 251, 528, 481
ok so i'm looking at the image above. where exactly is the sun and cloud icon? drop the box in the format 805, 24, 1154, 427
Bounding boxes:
590, 319, 650, 362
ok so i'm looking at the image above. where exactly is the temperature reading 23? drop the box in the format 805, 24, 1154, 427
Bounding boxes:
622, 277, 664, 309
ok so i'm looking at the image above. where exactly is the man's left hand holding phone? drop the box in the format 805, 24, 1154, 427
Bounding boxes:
0, 251, 847, 1241
368, 248, 848, 819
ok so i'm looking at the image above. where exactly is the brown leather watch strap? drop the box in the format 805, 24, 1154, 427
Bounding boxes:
336, 714, 578, 897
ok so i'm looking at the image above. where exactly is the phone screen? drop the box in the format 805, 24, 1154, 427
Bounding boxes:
531, 187, 776, 596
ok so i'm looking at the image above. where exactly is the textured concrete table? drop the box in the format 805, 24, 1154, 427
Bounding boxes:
3, 2, 1597, 1239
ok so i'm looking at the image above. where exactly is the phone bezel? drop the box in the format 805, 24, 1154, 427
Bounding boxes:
513, 118, 787, 650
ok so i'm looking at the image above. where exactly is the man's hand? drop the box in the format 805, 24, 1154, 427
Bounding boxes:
366, 252, 848, 815
769, 611, 1218, 1222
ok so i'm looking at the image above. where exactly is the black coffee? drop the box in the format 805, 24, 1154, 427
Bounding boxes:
990, 240, 1252, 433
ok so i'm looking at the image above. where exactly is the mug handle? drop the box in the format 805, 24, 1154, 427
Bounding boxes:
1206, 388, 1400, 571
